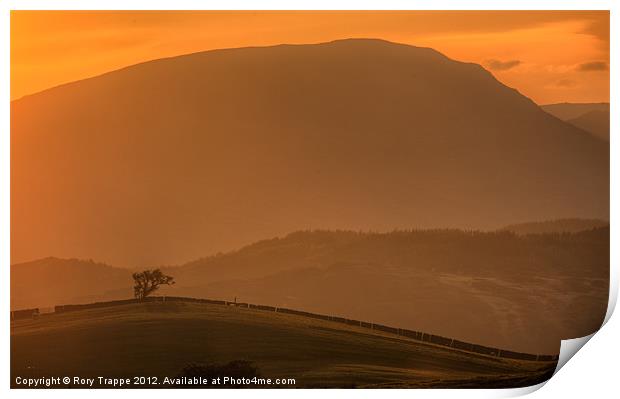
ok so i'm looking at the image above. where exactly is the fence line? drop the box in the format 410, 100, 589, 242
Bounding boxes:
16, 296, 558, 362
10, 308, 39, 320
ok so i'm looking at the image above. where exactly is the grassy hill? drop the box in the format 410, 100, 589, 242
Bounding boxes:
12, 228, 609, 354
166, 228, 609, 353
11, 301, 555, 388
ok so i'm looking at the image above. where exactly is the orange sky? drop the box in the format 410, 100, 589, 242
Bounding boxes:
10, 10, 609, 104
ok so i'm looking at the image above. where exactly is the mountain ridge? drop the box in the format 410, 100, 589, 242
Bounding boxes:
11, 38, 609, 267
10, 39, 508, 103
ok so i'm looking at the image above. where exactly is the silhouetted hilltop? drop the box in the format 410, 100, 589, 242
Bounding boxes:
501, 218, 609, 235
11, 227, 609, 353
11, 38, 609, 267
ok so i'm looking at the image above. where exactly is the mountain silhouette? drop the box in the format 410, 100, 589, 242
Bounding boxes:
11, 39, 609, 267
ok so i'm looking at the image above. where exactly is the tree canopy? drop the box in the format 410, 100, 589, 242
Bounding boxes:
132, 269, 175, 300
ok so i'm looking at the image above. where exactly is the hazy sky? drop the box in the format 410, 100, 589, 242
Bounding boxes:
11, 10, 609, 104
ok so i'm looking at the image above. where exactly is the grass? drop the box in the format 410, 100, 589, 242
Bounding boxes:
11, 301, 555, 388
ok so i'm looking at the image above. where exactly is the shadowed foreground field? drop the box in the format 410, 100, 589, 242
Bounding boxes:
11, 301, 556, 388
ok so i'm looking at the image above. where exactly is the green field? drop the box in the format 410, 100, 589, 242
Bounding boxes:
11, 301, 555, 388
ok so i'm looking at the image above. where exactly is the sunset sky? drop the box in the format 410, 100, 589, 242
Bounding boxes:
10, 10, 609, 104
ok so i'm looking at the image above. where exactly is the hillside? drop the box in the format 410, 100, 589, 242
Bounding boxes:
12, 228, 609, 353
169, 228, 609, 353
501, 218, 609, 235
11, 38, 609, 268
11, 301, 556, 388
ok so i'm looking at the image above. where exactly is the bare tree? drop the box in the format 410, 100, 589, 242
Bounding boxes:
132, 269, 175, 300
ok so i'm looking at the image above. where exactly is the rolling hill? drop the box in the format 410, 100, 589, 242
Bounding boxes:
10, 301, 556, 388
11, 228, 609, 353
11, 38, 609, 268
167, 228, 609, 353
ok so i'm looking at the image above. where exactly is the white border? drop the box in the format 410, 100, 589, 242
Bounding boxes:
0, 0, 615, 10
1, 1, 616, 398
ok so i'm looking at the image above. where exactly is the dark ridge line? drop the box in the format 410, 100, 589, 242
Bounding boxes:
12, 296, 559, 362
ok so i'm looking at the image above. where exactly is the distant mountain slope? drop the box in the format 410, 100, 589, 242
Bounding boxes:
11, 39, 609, 267
11, 301, 555, 388
541, 102, 609, 120
12, 228, 609, 353
541, 102, 610, 140
169, 228, 608, 284
501, 218, 609, 235
567, 110, 610, 141
10, 257, 131, 309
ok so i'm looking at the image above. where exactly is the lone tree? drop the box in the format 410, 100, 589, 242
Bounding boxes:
132, 269, 175, 300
